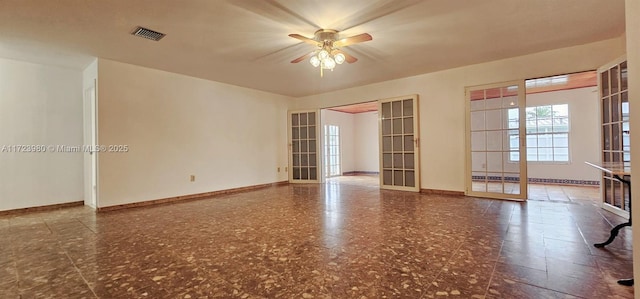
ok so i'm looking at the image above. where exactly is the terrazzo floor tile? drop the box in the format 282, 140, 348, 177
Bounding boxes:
0, 177, 633, 298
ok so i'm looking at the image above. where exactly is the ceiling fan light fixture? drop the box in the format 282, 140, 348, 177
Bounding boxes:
309, 56, 321, 67
289, 29, 372, 77
322, 57, 336, 69
318, 50, 329, 60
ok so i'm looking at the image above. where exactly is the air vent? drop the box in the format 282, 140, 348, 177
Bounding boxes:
132, 26, 165, 41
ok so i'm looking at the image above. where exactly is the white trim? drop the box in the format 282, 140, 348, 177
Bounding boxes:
602, 202, 630, 219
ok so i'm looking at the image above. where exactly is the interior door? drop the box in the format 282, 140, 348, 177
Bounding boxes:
466, 81, 527, 200
289, 110, 320, 183
83, 82, 98, 208
379, 95, 420, 192
598, 55, 630, 218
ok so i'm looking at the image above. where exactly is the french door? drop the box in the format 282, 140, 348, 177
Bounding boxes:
289, 110, 321, 183
598, 56, 630, 217
324, 125, 341, 177
379, 95, 420, 192
466, 81, 527, 200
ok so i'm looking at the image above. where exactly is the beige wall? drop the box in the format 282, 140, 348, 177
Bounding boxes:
293, 37, 625, 192
0, 58, 83, 211
96, 59, 291, 208
354, 111, 379, 172
625, 0, 640, 293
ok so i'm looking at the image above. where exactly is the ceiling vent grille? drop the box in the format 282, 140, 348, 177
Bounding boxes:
132, 26, 165, 41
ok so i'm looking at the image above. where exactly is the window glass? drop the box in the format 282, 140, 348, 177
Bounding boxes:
509, 104, 569, 162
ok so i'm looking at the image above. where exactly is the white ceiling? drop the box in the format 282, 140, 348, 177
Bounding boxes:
0, 0, 625, 97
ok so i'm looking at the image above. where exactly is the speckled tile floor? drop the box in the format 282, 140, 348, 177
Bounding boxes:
0, 179, 633, 298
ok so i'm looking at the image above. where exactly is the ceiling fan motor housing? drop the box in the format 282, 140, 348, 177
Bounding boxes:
314, 29, 339, 44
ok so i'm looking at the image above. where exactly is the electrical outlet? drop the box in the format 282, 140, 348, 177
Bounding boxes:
278, 167, 281, 172
190, 175, 195, 182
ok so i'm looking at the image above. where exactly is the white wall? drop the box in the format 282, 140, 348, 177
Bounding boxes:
526, 87, 600, 181
625, 0, 640, 292
321, 109, 355, 174
354, 111, 379, 172
292, 37, 625, 192
96, 59, 290, 208
0, 58, 83, 211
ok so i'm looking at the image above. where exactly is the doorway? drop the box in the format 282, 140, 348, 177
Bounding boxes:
291, 96, 421, 191
320, 102, 379, 187
524, 71, 601, 203
465, 72, 604, 202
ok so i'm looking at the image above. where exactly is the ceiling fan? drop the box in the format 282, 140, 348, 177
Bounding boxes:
289, 29, 372, 76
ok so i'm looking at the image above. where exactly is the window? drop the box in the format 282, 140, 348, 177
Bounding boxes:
525, 75, 568, 89
324, 125, 341, 177
509, 104, 569, 162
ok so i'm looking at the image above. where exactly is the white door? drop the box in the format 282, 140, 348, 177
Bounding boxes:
83, 82, 98, 208
379, 95, 420, 192
289, 110, 321, 183
598, 55, 630, 218
466, 81, 527, 200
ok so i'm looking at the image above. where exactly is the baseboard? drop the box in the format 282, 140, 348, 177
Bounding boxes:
97, 181, 289, 212
420, 189, 465, 196
0, 201, 84, 216
472, 176, 599, 186
527, 178, 599, 186
342, 171, 379, 176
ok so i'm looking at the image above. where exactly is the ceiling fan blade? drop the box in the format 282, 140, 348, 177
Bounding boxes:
333, 33, 372, 48
291, 51, 315, 63
288, 34, 320, 46
332, 49, 358, 63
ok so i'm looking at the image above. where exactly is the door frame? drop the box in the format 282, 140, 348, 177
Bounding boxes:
83, 80, 98, 208
465, 80, 528, 201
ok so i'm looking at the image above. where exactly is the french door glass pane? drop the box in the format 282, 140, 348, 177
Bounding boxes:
291, 112, 318, 181
469, 84, 524, 197
380, 96, 418, 190
324, 124, 341, 177
599, 59, 630, 213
